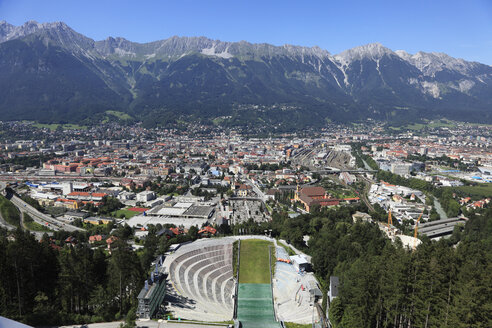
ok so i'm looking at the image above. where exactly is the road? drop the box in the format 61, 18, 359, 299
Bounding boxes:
18, 208, 53, 240
0, 184, 54, 239
0, 183, 83, 232
246, 178, 266, 201
10, 195, 84, 232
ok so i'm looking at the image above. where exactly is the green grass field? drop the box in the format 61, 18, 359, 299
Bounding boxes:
284, 323, 312, 328
105, 110, 133, 121
239, 239, 273, 284
0, 195, 20, 227
111, 208, 141, 219
388, 119, 456, 131
24, 220, 52, 232
455, 184, 492, 198
32, 123, 87, 131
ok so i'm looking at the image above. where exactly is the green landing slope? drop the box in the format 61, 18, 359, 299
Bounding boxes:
237, 239, 280, 328
238, 239, 272, 284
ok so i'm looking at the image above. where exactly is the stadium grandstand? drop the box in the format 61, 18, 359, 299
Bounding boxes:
161, 236, 322, 327
163, 238, 236, 321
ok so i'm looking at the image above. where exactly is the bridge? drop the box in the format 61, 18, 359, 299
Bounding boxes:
314, 169, 377, 174
418, 217, 468, 239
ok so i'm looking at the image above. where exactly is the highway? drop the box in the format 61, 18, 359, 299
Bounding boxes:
418, 217, 467, 239
0, 181, 83, 233
18, 209, 53, 239
10, 195, 84, 232
0, 186, 54, 239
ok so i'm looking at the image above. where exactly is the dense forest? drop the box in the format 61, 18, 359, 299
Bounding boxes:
0, 224, 196, 326
0, 228, 141, 325
328, 209, 492, 328
262, 204, 492, 328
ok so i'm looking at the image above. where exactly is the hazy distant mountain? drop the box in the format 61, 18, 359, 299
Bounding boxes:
1, 20, 491, 127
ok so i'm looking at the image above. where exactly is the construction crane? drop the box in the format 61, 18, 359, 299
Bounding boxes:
413, 210, 425, 250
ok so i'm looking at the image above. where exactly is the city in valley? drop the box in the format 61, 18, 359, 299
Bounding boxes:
0, 119, 491, 327
1, 3, 492, 326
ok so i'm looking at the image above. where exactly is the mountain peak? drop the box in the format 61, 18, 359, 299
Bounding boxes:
397, 50, 480, 76
335, 42, 395, 64
0, 20, 491, 125
0, 20, 74, 43
0, 21, 14, 40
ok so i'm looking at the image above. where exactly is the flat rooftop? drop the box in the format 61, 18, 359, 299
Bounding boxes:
183, 205, 214, 217
126, 215, 209, 229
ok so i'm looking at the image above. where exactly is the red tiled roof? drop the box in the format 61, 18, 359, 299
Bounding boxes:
301, 186, 325, 197
198, 226, 217, 234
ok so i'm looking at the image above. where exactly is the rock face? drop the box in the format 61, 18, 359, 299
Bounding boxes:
1, 20, 492, 125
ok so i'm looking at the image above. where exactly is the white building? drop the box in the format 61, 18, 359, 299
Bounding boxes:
391, 163, 412, 176
136, 190, 156, 202
290, 255, 309, 272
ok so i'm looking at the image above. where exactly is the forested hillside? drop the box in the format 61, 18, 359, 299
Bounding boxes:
264, 204, 492, 328
0, 224, 194, 326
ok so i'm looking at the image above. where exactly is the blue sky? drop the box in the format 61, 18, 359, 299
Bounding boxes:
1, 0, 491, 64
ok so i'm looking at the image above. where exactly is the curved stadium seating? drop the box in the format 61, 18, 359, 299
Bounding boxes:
168, 242, 235, 318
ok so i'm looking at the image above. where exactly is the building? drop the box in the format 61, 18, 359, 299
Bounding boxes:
352, 211, 373, 223
137, 256, 166, 319
329, 276, 339, 304
106, 236, 118, 254
198, 226, 217, 236
290, 255, 310, 272
89, 235, 104, 244
391, 163, 412, 176
54, 198, 80, 209
84, 217, 114, 225
136, 190, 156, 202
478, 166, 492, 176
339, 172, 356, 185
67, 191, 107, 201
293, 186, 339, 212
236, 184, 252, 197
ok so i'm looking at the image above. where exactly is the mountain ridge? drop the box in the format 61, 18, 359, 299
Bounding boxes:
1, 20, 491, 127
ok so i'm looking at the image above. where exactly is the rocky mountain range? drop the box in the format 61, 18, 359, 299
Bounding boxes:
1, 20, 491, 127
